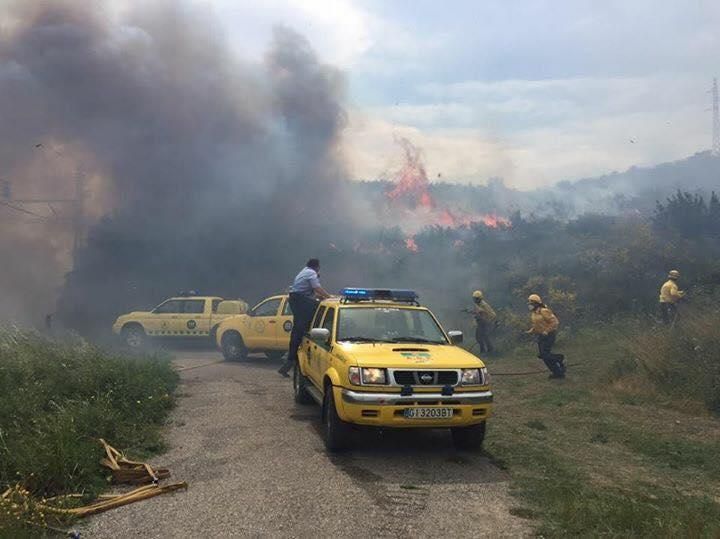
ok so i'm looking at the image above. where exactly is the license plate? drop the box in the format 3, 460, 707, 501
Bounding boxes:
403, 407, 453, 419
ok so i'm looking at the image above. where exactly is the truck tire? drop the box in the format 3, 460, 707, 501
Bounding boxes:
451, 421, 486, 451
323, 384, 351, 452
121, 324, 145, 349
265, 350, 285, 361
293, 363, 314, 405
221, 331, 247, 361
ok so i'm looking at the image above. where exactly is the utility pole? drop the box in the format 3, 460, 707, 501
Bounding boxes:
72, 166, 86, 261
0, 145, 87, 268
713, 77, 720, 155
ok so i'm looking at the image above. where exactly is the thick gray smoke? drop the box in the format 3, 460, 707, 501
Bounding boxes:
0, 0, 348, 327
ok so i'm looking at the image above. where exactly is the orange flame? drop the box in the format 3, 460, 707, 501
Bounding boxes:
405, 237, 419, 252
386, 138, 510, 231
386, 138, 434, 209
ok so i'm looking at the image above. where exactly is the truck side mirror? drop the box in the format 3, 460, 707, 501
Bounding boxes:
447, 330, 463, 345
310, 328, 330, 342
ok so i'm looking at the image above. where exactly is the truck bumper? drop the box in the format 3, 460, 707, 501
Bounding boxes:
336, 388, 493, 428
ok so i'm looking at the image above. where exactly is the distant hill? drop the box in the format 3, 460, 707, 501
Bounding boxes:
351, 151, 720, 220
538, 151, 720, 217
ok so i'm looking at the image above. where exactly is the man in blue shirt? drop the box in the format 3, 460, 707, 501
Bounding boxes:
278, 258, 331, 377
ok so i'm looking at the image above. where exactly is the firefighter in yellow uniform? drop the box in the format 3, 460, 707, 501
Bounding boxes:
659, 269, 685, 325
527, 294, 565, 379
471, 290, 497, 354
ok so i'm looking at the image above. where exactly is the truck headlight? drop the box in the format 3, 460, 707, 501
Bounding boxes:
362, 368, 387, 384
460, 368, 481, 385
480, 367, 489, 384
348, 367, 361, 385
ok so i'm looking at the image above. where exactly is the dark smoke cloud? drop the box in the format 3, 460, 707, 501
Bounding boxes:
0, 0, 350, 329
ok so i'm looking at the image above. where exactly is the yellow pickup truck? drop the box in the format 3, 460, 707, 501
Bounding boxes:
293, 288, 493, 452
112, 293, 248, 348
215, 294, 294, 361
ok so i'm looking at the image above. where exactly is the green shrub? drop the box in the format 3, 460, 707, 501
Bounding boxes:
0, 330, 178, 499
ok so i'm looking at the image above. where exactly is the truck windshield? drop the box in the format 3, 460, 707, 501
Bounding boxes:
337, 307, 448, 344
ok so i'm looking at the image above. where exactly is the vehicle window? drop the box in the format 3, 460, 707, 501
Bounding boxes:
183, 300, 205, 314
154, 300, 183, 314
211, 299, 222, 313
281, 298, 293, 316
252, 298, 281, 317
336, 307, 447, 344
312, 306, 327, 329
322, 308, 335, 338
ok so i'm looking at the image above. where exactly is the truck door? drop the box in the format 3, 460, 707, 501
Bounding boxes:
181, 299, 207, 336
316, 307, 336, 382
305, 306, 326, 386
244, 297, 282, 349
149, 299, 184, 336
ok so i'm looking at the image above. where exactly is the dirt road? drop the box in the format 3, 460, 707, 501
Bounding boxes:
84, 350, 531, 538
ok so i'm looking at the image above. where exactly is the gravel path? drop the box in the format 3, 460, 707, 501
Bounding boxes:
83, 350, 531, 538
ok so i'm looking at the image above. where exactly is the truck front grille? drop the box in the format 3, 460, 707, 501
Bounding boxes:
392, 370, 459, 386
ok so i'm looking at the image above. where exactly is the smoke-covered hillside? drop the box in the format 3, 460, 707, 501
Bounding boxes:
351, 150, 720, 220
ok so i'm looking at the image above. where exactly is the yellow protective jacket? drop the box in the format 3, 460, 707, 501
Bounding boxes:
473, 300, 497, 324
529, 306, 559, 335
659, 280, 684, 304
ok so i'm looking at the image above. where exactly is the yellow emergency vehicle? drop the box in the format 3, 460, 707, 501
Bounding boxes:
112, 292, 248, 348
215, 294, 294, 361
293, 288, 493, 452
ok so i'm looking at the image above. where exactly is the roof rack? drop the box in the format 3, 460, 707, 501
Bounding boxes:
177, 290, 199, 297
339, 288, 419, 305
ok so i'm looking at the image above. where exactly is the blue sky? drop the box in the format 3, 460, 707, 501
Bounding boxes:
203, 0, 719, 189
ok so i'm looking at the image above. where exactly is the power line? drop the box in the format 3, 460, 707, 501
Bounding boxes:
0, 198, 49, 218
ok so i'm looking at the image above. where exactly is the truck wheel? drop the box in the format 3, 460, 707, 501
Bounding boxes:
451, 421, 486, 451
266, 350, 285, 361
323, 385, 351, 452
293, 363, 314, 405
122, 324, 145, 349
221, 332, 247, 361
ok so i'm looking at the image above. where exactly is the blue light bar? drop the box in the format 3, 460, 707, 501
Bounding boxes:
340, 288, 418, 303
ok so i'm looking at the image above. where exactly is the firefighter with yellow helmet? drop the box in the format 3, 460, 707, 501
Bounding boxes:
470, 290, 497, 354
659, 269, 685, 325
527, 294, 566, 379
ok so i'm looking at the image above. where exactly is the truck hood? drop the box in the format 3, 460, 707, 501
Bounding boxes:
115, 311, 151, 321
336, 342, 485, 369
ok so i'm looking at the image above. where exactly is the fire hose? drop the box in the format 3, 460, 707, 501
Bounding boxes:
176, 359, 224, 372
465, 341, 582, 376
1, 440, 187, 536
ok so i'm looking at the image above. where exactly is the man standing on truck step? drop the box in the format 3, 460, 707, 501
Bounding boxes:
527, 294, 566, 379
278, 258, 331, 377
470, 290, 496, 354
659, 269, 685, 325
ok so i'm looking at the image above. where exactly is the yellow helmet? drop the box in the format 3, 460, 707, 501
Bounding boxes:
668, 270, 680, 279
472, 290, 483, 299
528, 294, 542, 304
